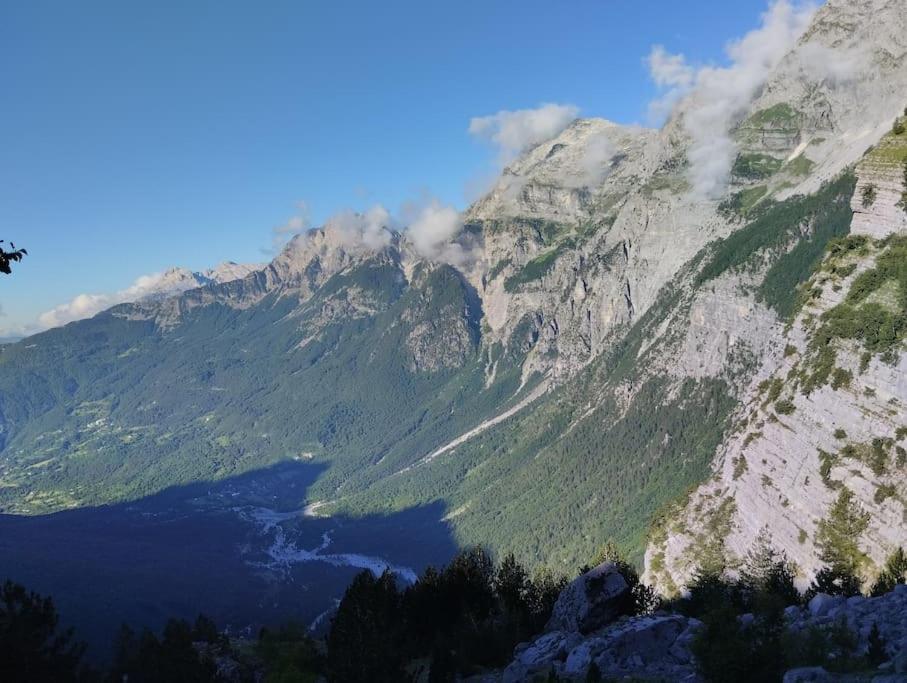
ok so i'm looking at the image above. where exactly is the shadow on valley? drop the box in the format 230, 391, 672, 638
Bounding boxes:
0, 460, 457, 662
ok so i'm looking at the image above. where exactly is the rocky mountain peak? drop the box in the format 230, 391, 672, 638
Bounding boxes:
202, 261, 262, 283
467, 117, 658, 223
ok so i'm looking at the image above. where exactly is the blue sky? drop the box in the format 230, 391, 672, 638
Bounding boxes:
1, 0, 775, 334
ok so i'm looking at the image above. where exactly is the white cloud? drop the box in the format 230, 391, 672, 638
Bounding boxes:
404, 200, 473, 266
569, 130, 617, 188
799, 43, 870, 85
647, 0, 817, 197
36, 270, 203, 330
646, 46, 696, 125
323, 204, 394, 251
647, 45, 695, 89
469, 103, 580, 165
270, 201, 311, 253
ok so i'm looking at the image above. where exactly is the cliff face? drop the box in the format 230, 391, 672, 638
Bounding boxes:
646, 123, 907, 594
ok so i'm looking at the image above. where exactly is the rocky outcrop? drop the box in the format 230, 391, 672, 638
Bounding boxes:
781, 587, 907, 681
792, 587, 907, 662
475, 562, 700, 681
852, 125, 907, 238
544, 562, 631, 634
485, 583, 907, 683
496, 614, 701, 683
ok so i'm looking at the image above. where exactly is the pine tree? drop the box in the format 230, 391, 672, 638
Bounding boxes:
870, 547, 907, 596
815, 488, 870, 575
327, 570, 405, 683
0, 581, 89, 683
740, 528, 800, 606
805, 566, 862, 600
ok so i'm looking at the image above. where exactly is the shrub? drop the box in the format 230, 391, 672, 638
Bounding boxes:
869, 547, 907, 596
831, 368, 852, 390
818, 449, 839, 489
861, 184, 877, 208
775, 399, 796, 415
874, 484, 896, 504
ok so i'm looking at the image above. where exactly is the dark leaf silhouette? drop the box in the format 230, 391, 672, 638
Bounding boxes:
0, 240, 27, 275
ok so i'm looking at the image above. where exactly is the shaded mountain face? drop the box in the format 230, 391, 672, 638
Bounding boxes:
0, 0, 906, 609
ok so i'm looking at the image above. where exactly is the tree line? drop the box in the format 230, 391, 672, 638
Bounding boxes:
3, 541, 906, 682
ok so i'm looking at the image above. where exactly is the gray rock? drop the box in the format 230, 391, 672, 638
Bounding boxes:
896, 651, 907, 674
782, 667, 831, 683
808, 594, 844, 618
514, 630, 579, 667
563, 638, 605, 676
545, 561, 630, 634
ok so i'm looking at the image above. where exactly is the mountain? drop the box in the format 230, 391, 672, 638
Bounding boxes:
1, 0, 906, 640
110, 261, 263, 304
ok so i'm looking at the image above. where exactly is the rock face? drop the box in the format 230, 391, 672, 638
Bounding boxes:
646, 142, 907, 594
852, 129, 907, 238
785, 587, 907, 676
498, 615, 701, 683
489, 564, 701, 681
642, 1, 907, 585
488, 585, 907, 683
545, 562, 631, 635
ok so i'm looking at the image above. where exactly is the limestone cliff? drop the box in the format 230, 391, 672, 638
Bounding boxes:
646, 123, 907, 595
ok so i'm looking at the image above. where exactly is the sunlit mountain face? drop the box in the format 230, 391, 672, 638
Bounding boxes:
2, 0, 907, 676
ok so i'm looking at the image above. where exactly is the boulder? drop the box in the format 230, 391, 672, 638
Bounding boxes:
545, 561, 631, 634
808, 593, 844, 618
562, 614, 697, 681
593, 615, 687, 667
502, 630, 579, 683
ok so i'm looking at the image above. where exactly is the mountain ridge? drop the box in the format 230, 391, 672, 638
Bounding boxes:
1, 0, 905, 601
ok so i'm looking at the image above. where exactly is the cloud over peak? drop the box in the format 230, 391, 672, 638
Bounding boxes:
270, 201, 311, 253
323, 204, 394, 251
647, 0, 817, 197
406, 201, 471, 266
469, 103, 580, 165
36, 269, 206, 331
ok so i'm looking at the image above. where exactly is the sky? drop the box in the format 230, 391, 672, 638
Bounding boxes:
1, 0, 789, 335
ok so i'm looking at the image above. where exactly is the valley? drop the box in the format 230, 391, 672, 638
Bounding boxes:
2, 0, 907, 676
